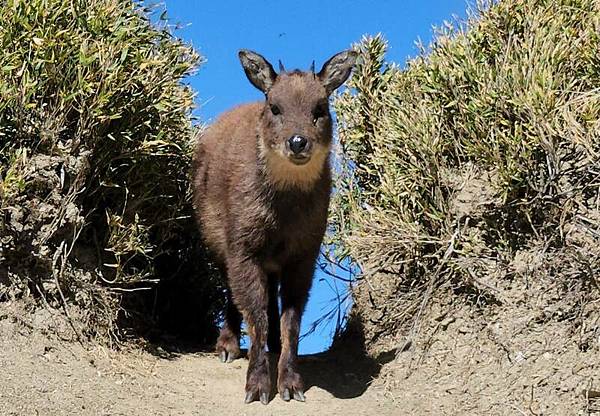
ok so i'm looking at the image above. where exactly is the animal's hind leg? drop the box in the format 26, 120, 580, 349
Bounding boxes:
216, 266, 242, 363
267, 273, 281, 354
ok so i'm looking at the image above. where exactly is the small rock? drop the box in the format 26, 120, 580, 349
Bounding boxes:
514, 351, 526, 364
440, 316, 456, 330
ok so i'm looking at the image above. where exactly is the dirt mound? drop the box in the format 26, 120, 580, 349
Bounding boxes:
378, 278, 600, 414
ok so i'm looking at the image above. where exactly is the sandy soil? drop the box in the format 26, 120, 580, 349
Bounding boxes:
0, 302, 398, 416
359, 271, 600, 416
2, 280, 600, 416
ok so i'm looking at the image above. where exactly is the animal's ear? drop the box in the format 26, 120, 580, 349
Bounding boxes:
318, 50, 358, 94
238, 49, 277, 93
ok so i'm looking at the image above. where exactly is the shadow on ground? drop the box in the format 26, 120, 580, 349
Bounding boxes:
147, 316, 396, 400
300, 318, 395, 399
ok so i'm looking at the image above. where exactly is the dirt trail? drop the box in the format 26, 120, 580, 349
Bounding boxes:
0, 302, 398, 416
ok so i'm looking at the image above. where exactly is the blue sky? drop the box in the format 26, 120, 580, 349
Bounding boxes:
163, 0, 470, 353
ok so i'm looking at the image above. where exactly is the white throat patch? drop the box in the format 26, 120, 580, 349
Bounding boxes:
259, 139, 329, 191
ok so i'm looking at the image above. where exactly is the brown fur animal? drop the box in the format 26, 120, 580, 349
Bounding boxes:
192, 49, 357, 405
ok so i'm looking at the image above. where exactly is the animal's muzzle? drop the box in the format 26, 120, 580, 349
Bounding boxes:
287, 135, 310, 155
284, 135, 313, 165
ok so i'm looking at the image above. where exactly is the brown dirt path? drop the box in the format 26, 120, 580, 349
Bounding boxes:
0, 302, 398, 416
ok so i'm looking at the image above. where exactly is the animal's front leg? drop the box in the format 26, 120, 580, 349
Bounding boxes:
278, 258, 314, 402
228, 256, 271, 405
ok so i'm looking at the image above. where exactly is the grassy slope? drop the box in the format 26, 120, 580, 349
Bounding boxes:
333, 0, 599, 355
331, 2, 600, 411
0, 0, 223, 343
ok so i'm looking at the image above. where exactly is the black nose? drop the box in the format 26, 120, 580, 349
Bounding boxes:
288, 135, 308, 155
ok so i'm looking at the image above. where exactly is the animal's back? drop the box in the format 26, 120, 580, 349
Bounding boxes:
193, 102, 262, 261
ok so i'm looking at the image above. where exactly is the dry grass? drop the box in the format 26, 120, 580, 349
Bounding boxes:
0, 0, 223, 344
332, 0, 600, 352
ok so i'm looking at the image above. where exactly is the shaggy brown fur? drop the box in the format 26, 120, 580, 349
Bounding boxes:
192, 49, 356, 405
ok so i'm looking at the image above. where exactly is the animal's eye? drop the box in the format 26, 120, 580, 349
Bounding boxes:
312, 105, 328, 123
270, 104, 281, 116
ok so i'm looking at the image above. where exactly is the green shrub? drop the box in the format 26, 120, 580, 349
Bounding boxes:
333, 0, 600, 348
0, 0, 222, 343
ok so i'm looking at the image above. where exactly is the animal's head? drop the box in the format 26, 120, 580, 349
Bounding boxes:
238, 49, 357, 189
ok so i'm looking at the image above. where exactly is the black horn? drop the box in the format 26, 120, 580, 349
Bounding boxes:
278, 59, 285, 73
310, 60, 315, 78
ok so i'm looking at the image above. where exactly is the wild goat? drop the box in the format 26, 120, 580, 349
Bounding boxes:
192, 49, 357, 404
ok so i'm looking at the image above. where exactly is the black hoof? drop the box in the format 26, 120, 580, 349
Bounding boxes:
244, 390, 270, 405
293, 390, 305, 402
